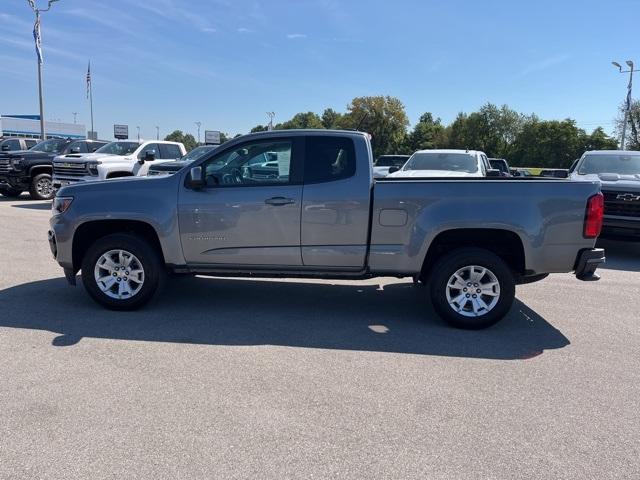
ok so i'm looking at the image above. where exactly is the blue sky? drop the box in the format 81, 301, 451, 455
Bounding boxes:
1, 0, 638, 140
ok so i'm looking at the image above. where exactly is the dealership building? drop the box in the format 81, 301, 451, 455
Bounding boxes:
0, 114, 86, 140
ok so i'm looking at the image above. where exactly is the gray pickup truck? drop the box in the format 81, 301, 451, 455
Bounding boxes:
49, 130, 605, 329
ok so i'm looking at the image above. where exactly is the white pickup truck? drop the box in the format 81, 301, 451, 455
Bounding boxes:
389, 149, 500, 178
52, 140, 186, 188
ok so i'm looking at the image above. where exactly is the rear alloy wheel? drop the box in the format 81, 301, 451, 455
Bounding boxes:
81, 233, 163, 310
0, 187, 22, 198
29, 173, 55, 200
429, 248, 515, 329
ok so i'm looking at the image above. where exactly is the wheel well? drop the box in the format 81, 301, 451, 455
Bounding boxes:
29, 165, 52, 178
72, 220, 164, 271
421, 229, 526, 278
106, 171, 134, 179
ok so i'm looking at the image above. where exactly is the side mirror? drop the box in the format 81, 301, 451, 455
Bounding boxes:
486, 169, 502, 177
388, 166, 400, 174
556, 170, 569, 179
1, 145, 9, 151
187, 166, 205, 189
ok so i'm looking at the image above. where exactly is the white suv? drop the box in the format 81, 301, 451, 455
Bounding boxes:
53, 140, 186, 188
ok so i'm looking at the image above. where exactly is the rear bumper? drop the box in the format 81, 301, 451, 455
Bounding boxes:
574, 248, 605, 281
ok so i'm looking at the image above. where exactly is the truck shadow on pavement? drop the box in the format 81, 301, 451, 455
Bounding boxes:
597, 239, 640, 272
11, 202, 52, 211
0, 276, 569, 360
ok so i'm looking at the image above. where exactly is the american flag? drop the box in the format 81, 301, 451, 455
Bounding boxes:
33, 15, 42, 65
86, 61, 91, 99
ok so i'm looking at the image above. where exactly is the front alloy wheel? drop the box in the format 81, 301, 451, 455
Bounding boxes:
81, 233, 163, 310
94, 249, 145, 300
29, 173, 55, 200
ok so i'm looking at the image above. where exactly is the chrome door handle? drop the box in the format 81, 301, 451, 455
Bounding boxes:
265, 197, 295, 206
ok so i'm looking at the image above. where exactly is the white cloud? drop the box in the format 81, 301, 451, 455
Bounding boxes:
287, 33, 307, 39
520, 54, 570, 76
237, 27, 252, 33
202, 27, 217, 33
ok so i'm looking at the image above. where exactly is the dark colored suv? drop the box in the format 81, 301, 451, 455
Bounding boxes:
0, 138, 107, 200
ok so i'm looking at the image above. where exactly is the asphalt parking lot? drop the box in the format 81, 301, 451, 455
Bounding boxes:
0, 195, 639, 479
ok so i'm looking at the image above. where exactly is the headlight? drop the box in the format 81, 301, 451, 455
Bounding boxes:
87, 161, 101, 176
52, 196, 73, 215
10, 158, 24, 169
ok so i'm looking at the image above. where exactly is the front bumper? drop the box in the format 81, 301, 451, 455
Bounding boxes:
601, 216, 640, 240
574, 248, 605, 281
0, 173, 29, 190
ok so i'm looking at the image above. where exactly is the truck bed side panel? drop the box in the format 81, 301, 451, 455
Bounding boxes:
369, 179, 601, 275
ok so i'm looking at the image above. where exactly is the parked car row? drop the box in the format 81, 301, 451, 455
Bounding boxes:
0, 138, 108, 200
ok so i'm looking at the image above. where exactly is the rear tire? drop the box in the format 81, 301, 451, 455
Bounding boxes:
29, 173, 55, 200
428, 248, 515, 329
81, 233, 164, 310
0, 187, 22, 198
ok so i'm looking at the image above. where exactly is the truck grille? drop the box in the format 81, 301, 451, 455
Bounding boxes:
53, 162, 88, 177
603, 190, 640, 218
0, 159, 9, 174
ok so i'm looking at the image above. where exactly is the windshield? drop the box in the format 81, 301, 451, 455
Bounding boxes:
181, 145, 217, 163
95, 141, 140, 155
578, 154, 640, 175
31, 139, 67, 153
375, 156, 408, 167
403, 152, 478, 173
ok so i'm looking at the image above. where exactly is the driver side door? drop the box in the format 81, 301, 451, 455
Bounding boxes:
178, 136, 304, 267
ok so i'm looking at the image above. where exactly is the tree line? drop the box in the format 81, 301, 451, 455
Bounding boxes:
167, 95, 625, 168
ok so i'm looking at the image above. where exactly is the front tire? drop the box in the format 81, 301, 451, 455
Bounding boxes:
428, 248, 515, 329
81, 233, 163, 310
29, 173, 55, 200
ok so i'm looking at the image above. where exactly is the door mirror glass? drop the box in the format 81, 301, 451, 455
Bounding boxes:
187, 166, 205, 189
388, 166, 400, 174
486, 169, 502, 177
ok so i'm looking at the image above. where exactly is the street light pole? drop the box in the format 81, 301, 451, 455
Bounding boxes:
267, 112, 275, 131
26, 0, 60, 140
195, 121, 201, 144
136, 126, 140, 141
612, 60, 639, 150
72, 112, 78, 124
156, 126, 159, 140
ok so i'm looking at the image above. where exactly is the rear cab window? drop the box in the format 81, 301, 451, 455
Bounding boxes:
159, 144, 183, 159
304, 136, 356, 184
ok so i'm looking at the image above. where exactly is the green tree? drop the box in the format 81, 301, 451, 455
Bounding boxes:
510, 119, 586, 168
321, 108, 342, 129
339, 96, 409, 157
583, 127, 618, 151
405, 112, 447, 152
164, 130, 198, 151
278, 112, 324, 130
250, 125, 269, 133
446, 103, 526, 158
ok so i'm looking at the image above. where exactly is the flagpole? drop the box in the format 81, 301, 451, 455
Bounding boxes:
36, 12, 45, 140
89, 62, 94, 139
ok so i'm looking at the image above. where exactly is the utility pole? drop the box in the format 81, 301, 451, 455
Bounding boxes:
195, 121, 201, 144
156, 126, 159, 140
72, 112, 78, 124
612, 60, 639, 150
26, 0, 60, 140
267, 111, 275, 131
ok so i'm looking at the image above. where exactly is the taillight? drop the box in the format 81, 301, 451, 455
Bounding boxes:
584, 193, 604, 238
